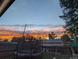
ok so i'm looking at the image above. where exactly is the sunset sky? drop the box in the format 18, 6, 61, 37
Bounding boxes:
0, 25, 66, 32
0, 25, 66, 41
0, 0, 65, 26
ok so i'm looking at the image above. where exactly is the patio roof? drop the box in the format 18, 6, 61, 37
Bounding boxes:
0, 0, 15, 17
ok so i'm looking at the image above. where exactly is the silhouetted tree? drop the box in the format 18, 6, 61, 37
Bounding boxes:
11, 37, 18, 42
4, 39, 8, 42
12, 36, 25, 43
49, 32, 56, 39
61, 34, 70, 41
59, 0, 78, 35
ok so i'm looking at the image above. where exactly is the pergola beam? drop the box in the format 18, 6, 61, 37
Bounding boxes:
0, 0, 15, 17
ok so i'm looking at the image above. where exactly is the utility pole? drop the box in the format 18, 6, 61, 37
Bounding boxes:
16, 24, 27, 59
22, 24, 27, 41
